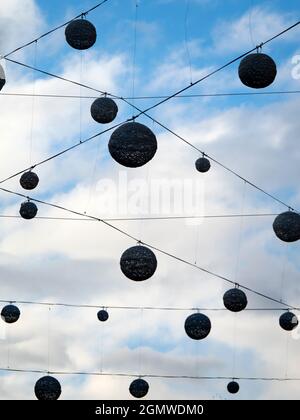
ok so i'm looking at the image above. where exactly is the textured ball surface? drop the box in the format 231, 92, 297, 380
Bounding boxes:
195, 157, 211, 173
34, 376, 61, 400
129, 379, 149, 398
227, 381, 239, 394
279, 311, 298, 331
91, 97, 118, 124
273, 211, 300, 243
19, 202, 38, 219
0, 64, 5, 91
97, 310, 109, 322
1, 305, 20, 324
120, 245, 157, 281
238, 53, 277, 89
65, 19, 97, 50
184, 313, 211, 340
20, 171, 39, 190
109, 122, 157, 168
223, 288, 248, 312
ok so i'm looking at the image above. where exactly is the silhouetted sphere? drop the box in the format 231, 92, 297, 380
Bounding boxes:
195, 157, 211, 173
1, 305, 20, 324
279, 311, 298, 331
223, 288, 248, 312
19, 201, 38, 220
97, 310, 109, 322
20, 171, 39, 190
91, 97, 118, 124
65, 19, 97, 50
120, 245, 157, 281
129, 379, 149, 398
238, 53, 277, 89
273, 211, 300, 243
227, 381, 239, 394
184, 313, 211, 340
0, 64, 5, 91
108, 122, 157, 168
34, 376, 61, 400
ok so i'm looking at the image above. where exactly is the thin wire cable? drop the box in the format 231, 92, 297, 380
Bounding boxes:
29, 41, 37, 166
1, 0, 110, 59
0, 185, 297, 310
4, 55, 300, 212
131, 0, 139, 117
184, 0, 193, 84
1, 367, 300, 381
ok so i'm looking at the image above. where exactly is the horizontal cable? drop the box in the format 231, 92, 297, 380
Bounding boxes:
0, 185, 297, 311
1, 367, 300, 381
0, 213, 278, 221
1, 0, 110, 59
1, 90, 300, 100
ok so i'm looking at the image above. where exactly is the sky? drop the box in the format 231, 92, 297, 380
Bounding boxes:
0, 0, 300, 400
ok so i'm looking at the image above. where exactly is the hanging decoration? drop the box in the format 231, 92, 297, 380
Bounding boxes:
65, 18, 97, 50
120, 245, 157, 281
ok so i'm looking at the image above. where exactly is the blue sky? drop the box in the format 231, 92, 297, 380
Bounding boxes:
0, 0, 300, 401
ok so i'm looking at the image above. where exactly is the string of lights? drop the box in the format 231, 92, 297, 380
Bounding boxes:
1, 367, 300, 381
1, 0, 111, 59
1, 90, 300, 100
0, 185, 297, 311
0, 298, 296, 312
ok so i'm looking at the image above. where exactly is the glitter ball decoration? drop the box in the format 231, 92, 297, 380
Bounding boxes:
227, 381, 239, 394
65, 19, 97, 50
273, 211, 300, 243
184, 313, 211, 340
19, 201, 38, 220
120, 245, 157, 281
195, 157, 211, 173
238, 53, 277, 89
97, 309, 109, 322
279, 311, 299, 331
34, 376, 62, 400
108, 122, 157, 168
129, 379, 149, 399
1, 305, 20, 324
223, 288, 248, 312
0, 64, 5, 91
19, 171, 39, 190
91, 97, 118, 124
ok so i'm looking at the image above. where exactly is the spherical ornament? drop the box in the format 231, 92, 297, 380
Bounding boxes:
19, 201, 38, 220
91, 97, 118, 124
65, 19, 97, 50
238, 53, 277, 89
184, 313, 211, 340
1, 305, 20, 324
34, 376, 61, 400
223, 288, 248, 312
120, 245, 157, 281
19, 171, 39, 190
108, 122, 157, 168
0, 64, 5, 91
279, 311, 298, 331
195, 157, 211, 173
97, 309, 109, 322
227, 381, 239, 394
273, 211, 300, 243
129, 379, 149, 398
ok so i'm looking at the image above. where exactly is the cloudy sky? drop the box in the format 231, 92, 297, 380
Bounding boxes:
0, 0, 300, 400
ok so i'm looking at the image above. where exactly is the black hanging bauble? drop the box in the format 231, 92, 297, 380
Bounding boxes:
20, 171, 39, 190
1, 305, 20, 324
34, 376, 62, 400
223, 288, 248, 312
97, 309, 109, 322
279, 311, 298, 331
195, 157, 211, 173
19, 201, 38, 220
120, 245, 157, 281
184, 313, 211, 340
227, 381, 239, 394
108, 122, 157, 168
91, 97, 118, 124
238, 53, 277, 89
0, 64, 5, 91
65, 19, 97, 50
273, 211, 300, 243
129, 379, 149, 398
